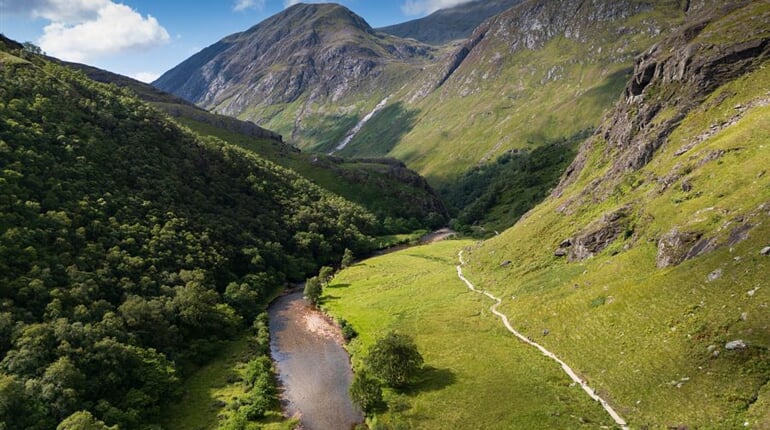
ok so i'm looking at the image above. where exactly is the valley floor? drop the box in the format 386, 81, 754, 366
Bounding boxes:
323, 240, 616, 429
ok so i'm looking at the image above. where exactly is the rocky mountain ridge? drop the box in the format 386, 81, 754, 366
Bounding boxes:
377, 0, 524, 45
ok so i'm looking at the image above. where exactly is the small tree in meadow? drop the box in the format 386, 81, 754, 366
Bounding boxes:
365, 331, 423, 389
341, 248, 354, 268
318, 265, 335, 286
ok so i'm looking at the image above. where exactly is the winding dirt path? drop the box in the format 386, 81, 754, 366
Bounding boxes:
456, 251, 630, 430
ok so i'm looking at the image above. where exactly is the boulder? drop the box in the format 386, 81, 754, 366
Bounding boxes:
656, 228, 701, 268
568, 206, 631, 262
761, 246, 770, 256
554, 248, 568, 257
725, 340, 747, 350
707, 268, 722, 282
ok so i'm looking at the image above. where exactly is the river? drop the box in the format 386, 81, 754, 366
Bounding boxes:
268, 290, 363, 430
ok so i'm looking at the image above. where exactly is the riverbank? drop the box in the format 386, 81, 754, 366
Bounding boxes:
269, 291, 363, 430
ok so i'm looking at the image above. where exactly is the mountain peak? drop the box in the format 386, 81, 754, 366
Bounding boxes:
153, 2, 433, 149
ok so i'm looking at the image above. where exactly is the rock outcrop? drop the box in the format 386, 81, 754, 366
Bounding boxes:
568, 206, 631, 262
556, 1, 770, 196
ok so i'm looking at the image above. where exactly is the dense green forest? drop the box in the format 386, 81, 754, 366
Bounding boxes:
0, 40, 378, 429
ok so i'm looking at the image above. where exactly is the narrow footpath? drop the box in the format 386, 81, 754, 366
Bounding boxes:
456, 251, 630, 430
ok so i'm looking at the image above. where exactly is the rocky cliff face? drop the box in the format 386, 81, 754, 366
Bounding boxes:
552, 0, 770, 266
153, 3, 434, 150
557, 0, 770, 198
378, 0, 523, 45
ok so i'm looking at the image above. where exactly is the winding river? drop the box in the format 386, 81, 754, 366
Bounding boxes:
268, 290, 363, 430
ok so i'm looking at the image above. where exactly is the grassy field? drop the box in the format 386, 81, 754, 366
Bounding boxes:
323, 240, 619, 429
161, 332, 297, 430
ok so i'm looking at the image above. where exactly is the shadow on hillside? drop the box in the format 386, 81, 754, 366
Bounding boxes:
338, 102, 420, 157
404, 365, 456, 394
326, 283, 351, 289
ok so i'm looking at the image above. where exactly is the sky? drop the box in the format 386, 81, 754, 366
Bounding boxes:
0, 0, 475, 83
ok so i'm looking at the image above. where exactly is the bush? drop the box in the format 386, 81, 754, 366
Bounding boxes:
349, 369, 384, 415
339, 318, 358, 342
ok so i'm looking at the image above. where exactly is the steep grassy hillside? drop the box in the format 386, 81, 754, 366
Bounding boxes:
340, 0, 689, 231
461, 2, 770, 428
66, 62, 448, 234
349, 0, 687, 181
0, 40, 376, 429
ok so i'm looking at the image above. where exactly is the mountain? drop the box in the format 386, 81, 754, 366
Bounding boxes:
377, 0, 524, 45
65, 61, 448, 233
153, 3, 436, 152
0, 38, 380, 428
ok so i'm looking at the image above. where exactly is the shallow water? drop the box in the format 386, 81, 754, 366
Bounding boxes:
268, 290, 363, 430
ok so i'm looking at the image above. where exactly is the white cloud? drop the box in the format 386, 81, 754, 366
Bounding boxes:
130, 71, 160, 83
234, 0, 265, 11
3, 0, 170, 63
283, 0, 301, 6
401, 0, 474, 16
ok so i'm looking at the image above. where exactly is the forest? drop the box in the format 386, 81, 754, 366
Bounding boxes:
0, 41, 378, 429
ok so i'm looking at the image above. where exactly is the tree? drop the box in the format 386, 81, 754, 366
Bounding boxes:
22, 42, 42, 55
318, 266, 335, 286
57, 410, 115, 430
303, 276, 322, 306
341, 248, 354, 269
349, 369, 383, 415
364, 332, 423, 388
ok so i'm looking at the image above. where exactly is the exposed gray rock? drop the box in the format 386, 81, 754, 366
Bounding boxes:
554, 248, 568, 257
568, 206, 631, 262
501, 260, 512, 267
761, 246, 770, 256
726, 223, 752, 247
554, 2, 770, 201
725, 340, 747, 350
707, 269, 723, 282
656, 228, 701, 268
559, 238, 573, 248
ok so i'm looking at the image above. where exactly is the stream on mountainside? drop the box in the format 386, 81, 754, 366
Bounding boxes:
268, 290, 363, 430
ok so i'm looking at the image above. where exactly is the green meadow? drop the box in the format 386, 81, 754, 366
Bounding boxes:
323, 240, 618, 429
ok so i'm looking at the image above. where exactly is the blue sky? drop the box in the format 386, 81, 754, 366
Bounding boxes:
1, 0, 472, 82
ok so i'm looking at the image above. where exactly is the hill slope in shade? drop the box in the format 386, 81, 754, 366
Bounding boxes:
153, 3, 436, 152
66, 61, 448, 233
460, 1, 770, 427
377, 0, 524, 45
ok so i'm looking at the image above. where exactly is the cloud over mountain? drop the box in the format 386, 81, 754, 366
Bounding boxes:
3, 0, 169, 62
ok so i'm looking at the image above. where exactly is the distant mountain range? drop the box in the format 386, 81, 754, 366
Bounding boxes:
377, 0, 524, 45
